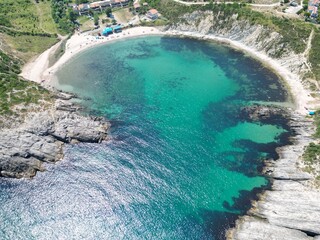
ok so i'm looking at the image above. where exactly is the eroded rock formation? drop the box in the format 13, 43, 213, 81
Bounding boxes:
0, 96, 109, 178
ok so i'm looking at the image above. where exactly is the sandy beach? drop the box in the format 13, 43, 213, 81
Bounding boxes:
21, 27, 163, 85
21, 26, 318, 115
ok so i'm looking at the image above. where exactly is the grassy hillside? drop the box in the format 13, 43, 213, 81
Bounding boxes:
0, 0, 59, 61
303, 112, 320, 182
0, 0, 62, 127
309, 31, 320, 81
207, 4, 313, 55
36, 0, 60, 34
0, 50, 52, 127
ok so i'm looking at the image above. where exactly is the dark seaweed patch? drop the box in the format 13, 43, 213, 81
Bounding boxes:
199, 209, 240, 240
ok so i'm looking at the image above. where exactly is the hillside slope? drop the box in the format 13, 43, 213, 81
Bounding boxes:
0, 0, 61, 128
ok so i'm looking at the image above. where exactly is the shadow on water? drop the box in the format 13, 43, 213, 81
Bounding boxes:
195, 182, 271, 239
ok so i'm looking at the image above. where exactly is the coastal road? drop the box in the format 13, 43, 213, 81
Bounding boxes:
172, 0, 280, 7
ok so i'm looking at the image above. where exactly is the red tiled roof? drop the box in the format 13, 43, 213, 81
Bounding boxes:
148, 9, 158, 14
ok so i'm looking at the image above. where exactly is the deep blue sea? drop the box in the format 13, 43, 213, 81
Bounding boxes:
0, 36, 293, 239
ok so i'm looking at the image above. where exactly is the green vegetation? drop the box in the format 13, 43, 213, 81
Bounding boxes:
142, 0, 161, 8
105, 7, 112, 17
309, 30, 320, 81
303, 112, 320, 179
0, 51, 51, 117
155, 0, 200, 23
0, 0, 59, 61
0, 0, 41, 32
0, 0, 60, 125
3, 34, 58, 62
140, 18, 169, 26
204, 4, 313, 55
94, 13, 99, 26
304, 142, 320, 164
36, 0, 60, 34
76, 0, 88, 3
51, 0, 77, 34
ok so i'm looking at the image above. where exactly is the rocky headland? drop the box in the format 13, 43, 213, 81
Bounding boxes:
228, 113, 320, 239
0, 92, 109, 178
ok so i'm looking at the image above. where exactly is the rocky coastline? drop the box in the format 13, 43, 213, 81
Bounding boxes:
0, 92, 109, 178
227, 112, 320, 239
164, 11, 320, 239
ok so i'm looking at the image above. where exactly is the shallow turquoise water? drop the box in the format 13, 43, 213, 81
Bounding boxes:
0, 36, 291, 239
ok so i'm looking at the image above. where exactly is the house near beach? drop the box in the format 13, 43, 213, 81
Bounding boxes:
146, 9, 159, 20
308, 0, 319, 18
77, 0, 129, 15
78, 3, 90, 14
133, 2, 141, 11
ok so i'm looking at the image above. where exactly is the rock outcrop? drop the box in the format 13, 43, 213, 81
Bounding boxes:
227, 114, 320, 239
240, 105, 290, 122
0, 97, 109, 178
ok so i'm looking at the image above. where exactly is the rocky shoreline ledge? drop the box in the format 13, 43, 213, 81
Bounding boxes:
0, 92, 110, 178
227, 112, 320, 239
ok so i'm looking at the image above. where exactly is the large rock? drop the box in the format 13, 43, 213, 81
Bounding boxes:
251, 180, 320, 235
0, 99, 109, 178
229, 216, 313, 240
227, 113, 320, 239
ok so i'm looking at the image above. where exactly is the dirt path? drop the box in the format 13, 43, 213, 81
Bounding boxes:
302, 29, 315, 73
304, 28, 314, 59
33, 2, 57, 35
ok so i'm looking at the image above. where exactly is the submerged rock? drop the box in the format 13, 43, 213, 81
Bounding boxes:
240, 105, 289, 123
0, 98, 109, 179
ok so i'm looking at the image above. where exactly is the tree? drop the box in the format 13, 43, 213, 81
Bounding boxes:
68, 9, 77, 23
105, 7, 112, 17
94, 13, 99, 26
76, 0, 89, 4
88, 8, 94, 16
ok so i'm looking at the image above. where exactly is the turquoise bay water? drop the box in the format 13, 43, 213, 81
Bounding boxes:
0, 37, 292, 239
